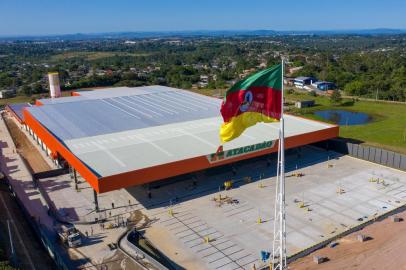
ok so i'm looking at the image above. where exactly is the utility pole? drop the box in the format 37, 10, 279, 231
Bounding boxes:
7, 220, 16, 266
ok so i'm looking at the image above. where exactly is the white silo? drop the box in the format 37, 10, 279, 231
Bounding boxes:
48, 72, 61, 98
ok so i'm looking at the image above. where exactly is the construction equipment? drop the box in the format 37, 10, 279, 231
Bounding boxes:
55, 224, 82, 248
257, 216, 262, 224
287, 172, 304, 178
224, 181, 233, 190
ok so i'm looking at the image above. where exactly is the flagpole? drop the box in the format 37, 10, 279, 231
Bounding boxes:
272, 58, 287, 269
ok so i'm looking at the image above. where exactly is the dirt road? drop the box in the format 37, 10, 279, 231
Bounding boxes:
3, 115, 51, 173
290, 210, 406, 270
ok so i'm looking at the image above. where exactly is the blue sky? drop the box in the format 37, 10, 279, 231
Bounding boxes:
1, 0, 406, 36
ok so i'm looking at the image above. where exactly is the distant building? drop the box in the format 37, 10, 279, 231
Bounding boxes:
317, 82, 337, 91
198, 75, 209, 88
295, 100, 315, 109
294, 76, 317, 87
200, 75, 209, 83
198, 81, 208, 88
0, 89, 16, 99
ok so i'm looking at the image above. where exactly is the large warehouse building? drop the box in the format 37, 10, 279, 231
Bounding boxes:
8, 86, 338, 198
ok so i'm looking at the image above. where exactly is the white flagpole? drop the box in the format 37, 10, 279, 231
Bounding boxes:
272, 59, 287, 269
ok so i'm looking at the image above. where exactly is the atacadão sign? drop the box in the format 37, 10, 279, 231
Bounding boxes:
207, 140, 276, 163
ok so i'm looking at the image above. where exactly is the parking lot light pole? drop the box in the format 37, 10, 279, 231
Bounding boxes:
93, 189, 99, 212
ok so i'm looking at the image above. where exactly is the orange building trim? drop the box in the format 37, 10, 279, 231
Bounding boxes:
35, 100, 44, 106
71, 91, 82, 96
99, 125, 339, 193
22, 109, 100, 192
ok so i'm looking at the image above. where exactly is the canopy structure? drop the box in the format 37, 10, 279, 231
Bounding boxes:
22, 86, 339, 193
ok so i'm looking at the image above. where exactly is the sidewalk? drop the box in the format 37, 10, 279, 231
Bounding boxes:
0, 113, 53, 229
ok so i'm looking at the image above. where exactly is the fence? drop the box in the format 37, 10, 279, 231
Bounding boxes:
326, 139, 406, 171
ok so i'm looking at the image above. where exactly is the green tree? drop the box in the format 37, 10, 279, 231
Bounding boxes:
21, 85, 32, 96
330, 90, 342, 104
344, 81, 366, 96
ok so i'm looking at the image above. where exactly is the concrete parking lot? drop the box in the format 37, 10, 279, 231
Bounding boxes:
122, 146, 406, 270
27, 142, 406, 270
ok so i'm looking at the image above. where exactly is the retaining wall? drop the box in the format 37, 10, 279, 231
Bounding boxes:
326, 139, 406, 171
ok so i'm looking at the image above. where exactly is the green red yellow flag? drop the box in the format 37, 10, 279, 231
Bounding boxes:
220, 64, 282, 143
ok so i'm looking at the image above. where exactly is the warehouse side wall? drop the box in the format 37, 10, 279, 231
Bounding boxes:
22, 109, 101, 192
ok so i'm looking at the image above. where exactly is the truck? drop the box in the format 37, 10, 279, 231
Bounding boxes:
56, 224, 82, 248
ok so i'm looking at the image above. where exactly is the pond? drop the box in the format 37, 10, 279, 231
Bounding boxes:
314, 110, 372, 125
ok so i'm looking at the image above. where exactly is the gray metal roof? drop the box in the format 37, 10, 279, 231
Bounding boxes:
29, 86, 222, 140
7, 103, 31, 121
27, 86, 335, 178
65, 114, 333, 177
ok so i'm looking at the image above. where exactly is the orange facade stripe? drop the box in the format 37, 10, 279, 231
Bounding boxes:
22, 109, 101, 192
35, 100, 44, 106
99, 125, 339, 193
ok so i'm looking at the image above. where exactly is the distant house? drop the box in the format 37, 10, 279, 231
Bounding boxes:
0, 89, 16, 99
198, 75, 209, 88
294, 76, 317, 87
295, 100, 315, 109
311, 81, 323, 87
316, 82, 337, 91
200, 75, 209, 83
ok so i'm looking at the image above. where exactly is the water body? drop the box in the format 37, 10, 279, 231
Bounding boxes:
315, 110, 372, 125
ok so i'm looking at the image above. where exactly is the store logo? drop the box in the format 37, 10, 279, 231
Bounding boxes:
208, 140, 275, 163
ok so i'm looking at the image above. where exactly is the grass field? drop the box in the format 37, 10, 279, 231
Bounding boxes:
0, 95, 35, 106
0, 91, 76, 107
50, 51, 152, 61
285, 92, 406, 154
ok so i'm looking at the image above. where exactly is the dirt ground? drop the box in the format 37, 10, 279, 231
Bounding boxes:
290, 209, 406, 270
3, 115, 51, 173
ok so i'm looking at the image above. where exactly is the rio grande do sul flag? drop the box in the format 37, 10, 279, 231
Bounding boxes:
220, 64, 282, 143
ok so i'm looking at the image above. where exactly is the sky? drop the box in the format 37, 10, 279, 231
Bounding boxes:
1, 0, 406, 36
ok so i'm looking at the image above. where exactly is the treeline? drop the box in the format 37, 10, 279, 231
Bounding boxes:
1, 35, 406, 101
292, 51, 406, 101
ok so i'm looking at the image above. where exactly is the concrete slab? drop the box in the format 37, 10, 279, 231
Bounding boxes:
117, 146, 406, 269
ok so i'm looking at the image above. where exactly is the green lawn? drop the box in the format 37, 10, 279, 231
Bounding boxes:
0, 91, 80, 107
286, 92, 406, 154
0, 95, 35, 106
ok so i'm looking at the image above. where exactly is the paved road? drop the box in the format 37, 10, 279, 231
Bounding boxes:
0, 179, 56, 270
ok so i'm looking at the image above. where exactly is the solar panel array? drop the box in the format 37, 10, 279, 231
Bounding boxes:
27, 86, 222, 141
